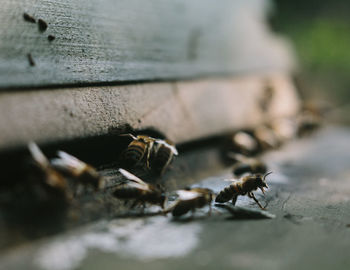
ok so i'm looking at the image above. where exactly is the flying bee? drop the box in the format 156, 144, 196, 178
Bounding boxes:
51, 151, 104, 191
120, 134, 156, 169
230, 155, 267, 177
165, 188, 214, 217
229, 131, 260, 156
215, 172, 272, 210
150, 139, 178, 175
113, 168, 166, 210
28, 142, 70, 199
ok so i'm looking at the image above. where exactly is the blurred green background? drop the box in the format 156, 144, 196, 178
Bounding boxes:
270, 0, 350, 122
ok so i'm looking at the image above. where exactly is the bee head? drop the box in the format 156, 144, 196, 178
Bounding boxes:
257, 172, 272, 194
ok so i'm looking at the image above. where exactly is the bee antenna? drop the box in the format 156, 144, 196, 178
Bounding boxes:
119, 133, 137, 140
263, 171, 273, 181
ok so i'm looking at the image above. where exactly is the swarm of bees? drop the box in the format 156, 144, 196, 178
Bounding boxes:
23, 106, 322, 220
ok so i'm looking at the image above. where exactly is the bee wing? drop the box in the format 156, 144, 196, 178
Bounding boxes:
176, 190, 201, 200
118, 168, 148, 187
224, 178, 239, 182
122, 181, 150, 191
28, 142, 50, 169
119, 133, 137, 139
155, 139, 178, 155
52, 151, 86, 175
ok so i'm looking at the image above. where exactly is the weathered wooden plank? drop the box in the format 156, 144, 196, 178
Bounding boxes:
0, 0, 294, 88
0, 73, 300, 150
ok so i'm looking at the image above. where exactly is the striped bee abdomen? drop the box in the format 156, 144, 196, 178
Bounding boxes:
215, 184, 239, 203
122, 142, 146, 168
172, 200, 193, 216
113, 186, 143, 199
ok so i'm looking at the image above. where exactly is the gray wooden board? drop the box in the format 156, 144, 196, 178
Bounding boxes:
0, 74, 300, 150
0, 0, 294, 88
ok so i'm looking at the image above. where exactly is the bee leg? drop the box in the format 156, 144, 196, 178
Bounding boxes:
191, 208, 196, 219
145, 141, 154, 169
74, 184, 84, 197
231, 195, 238, 206
208, 203, 212, 217
248, 192, 265, 210
130, 200, 139, 209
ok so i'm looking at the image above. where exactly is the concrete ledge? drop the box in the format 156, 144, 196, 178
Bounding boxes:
0, 73, 300, 150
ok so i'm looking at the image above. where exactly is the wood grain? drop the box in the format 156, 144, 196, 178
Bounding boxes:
0, 0, 294, 88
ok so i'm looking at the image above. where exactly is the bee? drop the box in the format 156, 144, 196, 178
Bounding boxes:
229, 131, 259, 156
259, 81, 274, 113
215, 172, 272, 210
120, 134, 156, 169
150, 139, 178, 175
28, 142, 70, 199
113, 168, 166, 209
297, 103, 323, 137
51, 151, 104, 191
269, 118, 297, 142
253, 125, 281, 150
166, 188, 214, 217
120, 134, 178, 174
231, 155, 267, 177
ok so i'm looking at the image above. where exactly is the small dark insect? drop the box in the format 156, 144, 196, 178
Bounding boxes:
113, 169, 166, 210
51, 151, 104, 191
150, 139, 178, 175
23, 13, 36, 23
27, 53, 35, 66
215, 172, 272, 210
38, 19, 48, 32
229, 131, 260, 156
28, 142, 70, 199
48, 35, 56, 42
232, 156, 267, 177
165, 188, 214, 217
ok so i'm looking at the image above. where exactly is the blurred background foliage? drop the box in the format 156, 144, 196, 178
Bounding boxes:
270, 0, 350, 122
